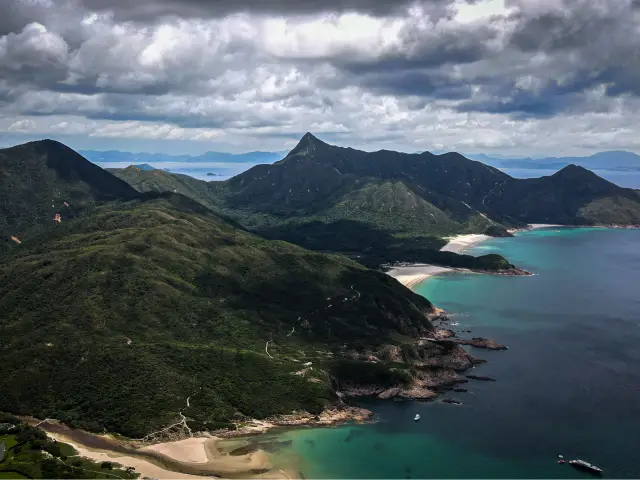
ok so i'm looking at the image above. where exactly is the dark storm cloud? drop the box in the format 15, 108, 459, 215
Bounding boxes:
2, 0, 640, 134
503, 0, 640, 99
76, 0, 458, 19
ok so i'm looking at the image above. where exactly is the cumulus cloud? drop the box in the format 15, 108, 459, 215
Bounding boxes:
0, 0, 639, 155
7, 119, 36, 132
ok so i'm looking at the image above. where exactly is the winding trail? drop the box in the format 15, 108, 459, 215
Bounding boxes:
266, 283, 363, 359
140, 387, 201, 442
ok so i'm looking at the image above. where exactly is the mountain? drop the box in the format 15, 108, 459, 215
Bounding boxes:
0, 141, 462, 438
133, 163, 156, 171
0, 140, 138, 250
109, 134, 640, 268
485, 164, 640, 225
80, 149, 285, 165
467, 150, 640, 171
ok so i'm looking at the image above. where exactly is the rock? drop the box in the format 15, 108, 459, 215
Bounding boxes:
466, 375, 496, 382
442, 398, 462, 405
340, 386, 383, 397
451, 337, 508, 350
453, 388, 468, 393
469, 356, 488, 365
433, 329, 456, 339
485, 225, 515, 238
378, 387, 401, 400
397, 386, 438, 400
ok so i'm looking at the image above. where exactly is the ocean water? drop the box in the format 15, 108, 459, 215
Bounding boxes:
96, 161, 259, 181
263, 228, 640, 478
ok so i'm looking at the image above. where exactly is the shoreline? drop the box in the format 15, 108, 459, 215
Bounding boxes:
31, 420, 301, 480
387, 224, 565, 289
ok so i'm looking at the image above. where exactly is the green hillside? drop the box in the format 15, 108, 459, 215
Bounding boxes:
0, 140, 138, 251
109, 133, 640, 270
0, 192, 436, 437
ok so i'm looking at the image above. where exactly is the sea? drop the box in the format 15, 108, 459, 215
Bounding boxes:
261, 227, 640, 478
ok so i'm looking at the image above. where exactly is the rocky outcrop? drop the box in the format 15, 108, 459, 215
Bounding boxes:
450, 337, 508, 350
485, 225, 515, 238
215, 406, 374, 438
441, 398, 462, 405
466, 375, 496, 382
377, 387, 402, 399
397, 386, 438, 400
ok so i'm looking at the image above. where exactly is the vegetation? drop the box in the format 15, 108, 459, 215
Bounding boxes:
0, 191, 435, 437
328, 359, 412, 389
0, 140, 137, 255
110, 134, 640, 271
0, 418, 137, 479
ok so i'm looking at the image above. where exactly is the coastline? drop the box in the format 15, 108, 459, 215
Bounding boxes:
387, 225, 563, 289
30, 408, 373, 480
42, 428, 299, 480
386, 233, 492, 288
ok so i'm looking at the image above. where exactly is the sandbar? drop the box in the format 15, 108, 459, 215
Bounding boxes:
439, 234, 491, 254
46, 432, 296, 480
386, 264, 452, 288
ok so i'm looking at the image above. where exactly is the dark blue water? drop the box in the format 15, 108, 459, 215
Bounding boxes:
262, 228, 640, 478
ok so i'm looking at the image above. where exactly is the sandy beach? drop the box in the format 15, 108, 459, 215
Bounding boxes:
46, 432, 297, 480
439, 234, 492, 254
385, 264, 452, 288
388, 225, 564, 288
387, 234, 491, 288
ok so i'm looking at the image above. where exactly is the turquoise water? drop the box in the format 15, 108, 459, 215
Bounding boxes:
264, 228, 640, 478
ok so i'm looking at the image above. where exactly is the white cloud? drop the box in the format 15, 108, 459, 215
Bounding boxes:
7, 119, 36, 132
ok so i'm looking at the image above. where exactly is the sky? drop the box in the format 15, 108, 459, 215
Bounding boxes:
1, 0, 640, 156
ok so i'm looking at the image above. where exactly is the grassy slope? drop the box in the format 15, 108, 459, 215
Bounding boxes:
0, 193, 435, 437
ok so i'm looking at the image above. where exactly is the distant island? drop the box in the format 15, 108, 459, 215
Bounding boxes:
465, 150, 640, 171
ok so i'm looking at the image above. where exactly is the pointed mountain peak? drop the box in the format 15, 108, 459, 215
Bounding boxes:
285, 132, 329, 159
301, 132, 319, 142
553, 164, 593, 175
552, 164, 618, 187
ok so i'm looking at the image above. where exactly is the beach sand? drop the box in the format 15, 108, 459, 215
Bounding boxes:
387, 234, 492, 288
386, 264, 453, 288
439, 234, 492, 254
140, 437, 211, 464
47, 432, 298, 480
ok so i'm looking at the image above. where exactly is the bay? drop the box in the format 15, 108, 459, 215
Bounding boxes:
263, 228, 640, 478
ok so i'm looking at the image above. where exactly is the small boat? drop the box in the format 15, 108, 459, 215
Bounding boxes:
414, 414, 420, 421
569, 459, 603, 475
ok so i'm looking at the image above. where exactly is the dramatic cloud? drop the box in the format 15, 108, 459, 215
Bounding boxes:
1, 0, 639, 155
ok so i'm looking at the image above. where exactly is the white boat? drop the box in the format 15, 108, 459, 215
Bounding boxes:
414, 414, 420, 421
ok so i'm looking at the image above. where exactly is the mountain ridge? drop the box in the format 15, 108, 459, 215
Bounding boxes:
104, 134, 640, 268
2, 138, 482, 440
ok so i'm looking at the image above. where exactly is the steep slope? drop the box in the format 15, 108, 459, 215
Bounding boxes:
228, 134, 640, 227
0, 140, 138, 248
108, 134, 640, 270
0, 192, 438, 437
226, 133, 499, 231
